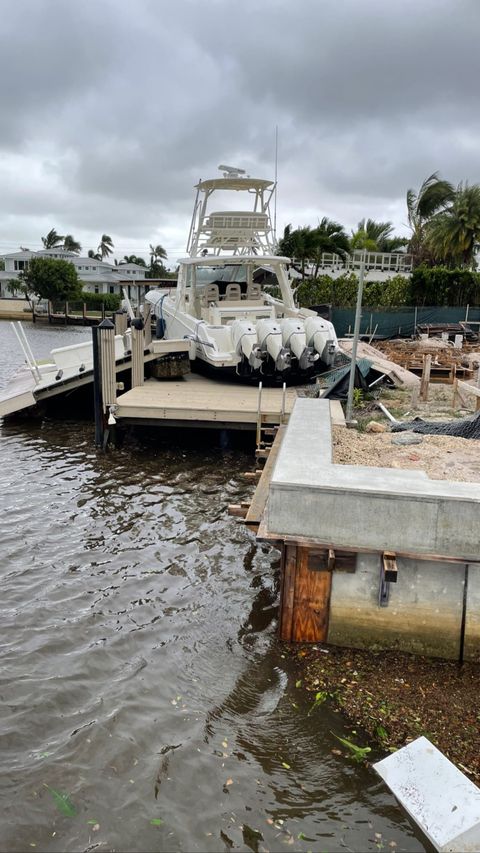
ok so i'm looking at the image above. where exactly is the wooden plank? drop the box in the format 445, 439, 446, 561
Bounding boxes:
245, 427, 285, 526
291, 546, 332, 642
383, 550, 398, 583
279, 544, 297, 641
228, 504, 248, 518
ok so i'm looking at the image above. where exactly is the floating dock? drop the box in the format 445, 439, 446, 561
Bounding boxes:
115, 373, 297, 429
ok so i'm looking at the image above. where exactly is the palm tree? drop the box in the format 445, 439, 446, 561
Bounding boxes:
42, 228, 64, 248
63, 234, 81, 254
149, 243, 167, 263
122, 254, 147, 266
350, 219, 408, 253
278, 221, 350, 278
406, 172, 455, 265
98, 234, 114, 260
88, 249, 101, 260
426, 183, 480, 268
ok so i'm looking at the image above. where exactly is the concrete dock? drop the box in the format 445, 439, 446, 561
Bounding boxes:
248, 398, 480, 660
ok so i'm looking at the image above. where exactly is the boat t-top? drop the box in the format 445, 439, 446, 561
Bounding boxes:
146, 165, 340, 380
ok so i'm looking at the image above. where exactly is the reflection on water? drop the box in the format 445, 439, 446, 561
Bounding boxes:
0, 323, 425, 852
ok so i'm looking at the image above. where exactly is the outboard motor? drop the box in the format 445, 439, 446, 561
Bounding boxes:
231, 319, 264, 371
256, 319, 291, 373
281, 318, 319, 371
304, 316, 339, 366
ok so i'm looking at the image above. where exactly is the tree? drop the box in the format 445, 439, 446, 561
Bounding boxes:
147, 243, 168, 278
149, 243, 167, 263
122, 254, 147, 266
88, 249, 101, 260
63, 234, 81, 254
21, 257, 81, 302
98, 234, 114, 259
277, 221, 350, 279
42, 228, 64, 248
350, 218, 407, 253
406, 172, 455, 265
426, 183, 480, 268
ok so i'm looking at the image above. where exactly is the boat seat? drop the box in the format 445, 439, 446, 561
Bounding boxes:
246, 283, 261, 300
225, 283, 241, 301
201, 283, 220, 306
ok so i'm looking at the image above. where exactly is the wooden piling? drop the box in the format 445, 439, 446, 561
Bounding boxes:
99, 319, 116, 411
114, 309, 128, 336
279, 544, 333, 643
143, 303, 152, 347
420, 353, 432, 401
131, 318, 145, 388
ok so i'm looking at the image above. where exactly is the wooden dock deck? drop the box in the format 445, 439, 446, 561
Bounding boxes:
115, 373, 298, 428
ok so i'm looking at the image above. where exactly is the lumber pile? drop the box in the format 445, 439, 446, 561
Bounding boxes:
338, 339, 420, 389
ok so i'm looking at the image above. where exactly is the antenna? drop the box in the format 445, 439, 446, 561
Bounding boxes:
273, 126, 278, 243
218, 164, 246, 178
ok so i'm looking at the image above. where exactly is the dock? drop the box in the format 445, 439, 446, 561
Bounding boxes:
115, 373, 297, 429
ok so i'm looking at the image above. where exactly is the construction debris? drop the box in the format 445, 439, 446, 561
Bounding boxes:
338, 339, 420, 389
375, 339, 476, 385
391, 410, 480, 439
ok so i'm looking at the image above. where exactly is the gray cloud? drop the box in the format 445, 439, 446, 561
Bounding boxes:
0, 0, 479, 260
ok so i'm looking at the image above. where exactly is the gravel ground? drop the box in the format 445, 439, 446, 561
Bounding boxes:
333, 425, 480, 483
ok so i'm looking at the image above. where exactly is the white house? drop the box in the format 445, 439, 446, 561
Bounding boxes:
0, 248, 154, 302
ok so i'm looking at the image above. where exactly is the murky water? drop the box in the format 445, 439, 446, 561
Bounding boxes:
0, 322, 427, 852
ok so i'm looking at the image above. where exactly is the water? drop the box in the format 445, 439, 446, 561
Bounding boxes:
0, 322, 427, 852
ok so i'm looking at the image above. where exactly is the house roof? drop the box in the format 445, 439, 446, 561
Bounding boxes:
1, 250, 37, 260
116, 262, 147, 270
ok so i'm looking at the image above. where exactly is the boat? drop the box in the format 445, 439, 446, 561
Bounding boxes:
146, 165, 341, 381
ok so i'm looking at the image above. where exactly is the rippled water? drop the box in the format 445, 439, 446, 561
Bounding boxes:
0, 322, 427, 852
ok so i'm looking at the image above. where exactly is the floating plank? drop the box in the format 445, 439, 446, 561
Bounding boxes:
228, 504, 248, 518
374, 737, 480, 852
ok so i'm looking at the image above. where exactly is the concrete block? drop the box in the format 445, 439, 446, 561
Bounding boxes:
374, 736, 480, 852
464, 563, 480, 661
328, 554, 465, 659
268, 398, 480, 562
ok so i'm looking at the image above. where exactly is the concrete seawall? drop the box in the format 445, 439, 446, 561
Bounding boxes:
265, 399, 480, 660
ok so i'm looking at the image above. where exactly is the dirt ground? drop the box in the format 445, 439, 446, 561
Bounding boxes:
332, 379, 480, 483
296, 643, 480, 783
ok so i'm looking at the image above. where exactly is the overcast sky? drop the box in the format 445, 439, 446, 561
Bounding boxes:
1, 0, 479, 265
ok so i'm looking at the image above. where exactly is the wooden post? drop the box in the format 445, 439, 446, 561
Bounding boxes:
279, 544, 333, 643
279, 544, 297, 641
131, 318, 145, 388
114, 309, 128, 336
99, 319, 116, 414
420, 353, 432, 401
48, 300, 52, 324
92, 319, 116, 448
143, 303, 152, 347
83, 302, 87, 324
64, 301, 68, 324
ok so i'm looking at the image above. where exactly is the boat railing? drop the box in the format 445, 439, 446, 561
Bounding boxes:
316, 250, 413, 273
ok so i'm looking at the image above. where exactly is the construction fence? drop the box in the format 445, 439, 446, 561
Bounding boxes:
330, 306, 480, 339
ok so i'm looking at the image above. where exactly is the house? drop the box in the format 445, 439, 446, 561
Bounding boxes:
0, 249, 156, 302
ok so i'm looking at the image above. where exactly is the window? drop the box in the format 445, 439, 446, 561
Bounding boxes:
94, 285, 99, 294
92, 266, 97, 271
109, 286, 115, 294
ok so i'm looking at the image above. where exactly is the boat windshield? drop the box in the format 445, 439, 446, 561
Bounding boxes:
194, 265, 247, 284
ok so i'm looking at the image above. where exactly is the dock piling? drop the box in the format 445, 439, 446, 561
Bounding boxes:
131, 318, 145, 388
92, 318, 116, 448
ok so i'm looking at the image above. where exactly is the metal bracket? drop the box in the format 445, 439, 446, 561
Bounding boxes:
379, 551, 398, 607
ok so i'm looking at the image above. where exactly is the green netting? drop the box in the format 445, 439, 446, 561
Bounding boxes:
332, 306, 480, 339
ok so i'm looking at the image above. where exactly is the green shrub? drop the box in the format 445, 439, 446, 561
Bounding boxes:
78, 291, 122, 310
295, 273, 412, 309
410, 266, 480, 306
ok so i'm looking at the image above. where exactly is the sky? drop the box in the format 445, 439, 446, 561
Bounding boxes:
1, 0, 479, 267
